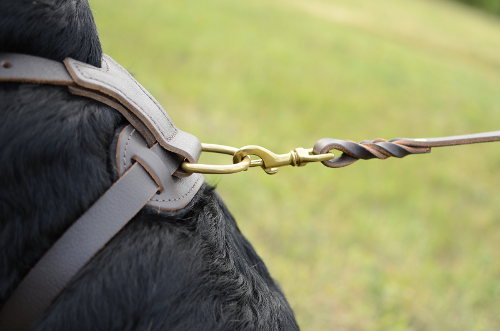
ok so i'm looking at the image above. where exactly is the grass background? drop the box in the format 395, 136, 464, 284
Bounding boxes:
91, 0, 500, 329
455, 0, 500, 16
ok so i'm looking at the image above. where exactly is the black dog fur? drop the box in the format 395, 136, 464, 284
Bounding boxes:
0, 1, 298, 329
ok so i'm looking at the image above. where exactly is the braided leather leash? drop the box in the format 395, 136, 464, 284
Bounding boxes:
313, 130, 500, 168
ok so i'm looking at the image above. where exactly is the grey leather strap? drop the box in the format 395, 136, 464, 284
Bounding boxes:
0, 52, 201, 164
0, 164, 160, 331
0, 53, 73, 85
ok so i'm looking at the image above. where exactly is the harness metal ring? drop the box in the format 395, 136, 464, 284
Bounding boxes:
181, 144, 251, 174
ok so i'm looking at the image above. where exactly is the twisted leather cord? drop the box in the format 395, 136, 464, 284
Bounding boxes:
313, 130, 500, 168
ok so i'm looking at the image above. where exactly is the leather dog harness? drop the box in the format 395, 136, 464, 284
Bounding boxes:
0, 53, 204, 330
1, 52, 500, 330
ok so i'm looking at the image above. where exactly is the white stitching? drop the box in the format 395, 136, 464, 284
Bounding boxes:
105, 56, 176, 132
102, 56, 178, 139
122, 128, 136, 169
150, 176, 202, 202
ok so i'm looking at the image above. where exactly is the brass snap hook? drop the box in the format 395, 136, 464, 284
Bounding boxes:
181, 144, 334, 175
233, 145, 335, 175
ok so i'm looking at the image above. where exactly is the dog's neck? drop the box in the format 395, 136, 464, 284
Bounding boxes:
0, 0, 102, 66
0, 1, 108, 302
0, 81, 124, 304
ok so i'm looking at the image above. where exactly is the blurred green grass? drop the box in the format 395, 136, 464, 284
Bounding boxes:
454, 0, 500, 16
91, 0, 500, 329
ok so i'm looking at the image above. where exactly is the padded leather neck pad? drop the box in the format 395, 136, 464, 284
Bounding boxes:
65, 55, 201, 163
116, 125, 203, 210
0, 52, 202, 164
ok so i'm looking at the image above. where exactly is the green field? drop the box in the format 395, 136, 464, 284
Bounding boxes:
92, 0, 500, 329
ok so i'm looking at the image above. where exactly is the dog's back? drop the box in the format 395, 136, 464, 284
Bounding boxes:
0, 1, 298, 329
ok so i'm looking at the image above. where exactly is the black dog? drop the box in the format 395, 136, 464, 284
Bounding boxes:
0, 1, 298, 329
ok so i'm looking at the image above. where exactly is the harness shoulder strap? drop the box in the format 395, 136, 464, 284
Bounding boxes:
0, 125, 203, 330
0, 163, 158, 331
